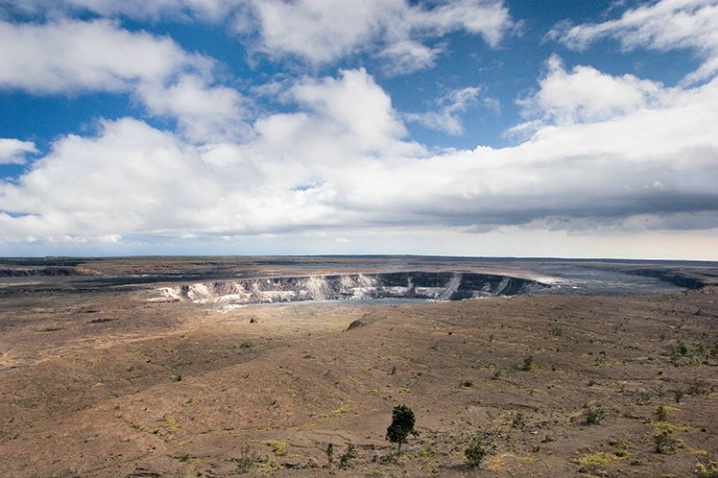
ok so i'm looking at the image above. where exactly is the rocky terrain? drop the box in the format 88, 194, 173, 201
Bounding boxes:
155, 271, 548, 306
1, 256, 718, 477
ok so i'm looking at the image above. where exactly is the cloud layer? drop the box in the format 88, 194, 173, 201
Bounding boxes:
240, 0, 514, 73
0, 0, 717, 258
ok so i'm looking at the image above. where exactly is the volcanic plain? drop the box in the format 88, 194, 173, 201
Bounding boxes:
1, 256, 718, 478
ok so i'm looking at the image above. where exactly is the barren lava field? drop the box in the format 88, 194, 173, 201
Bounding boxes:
1, 256, 718, 477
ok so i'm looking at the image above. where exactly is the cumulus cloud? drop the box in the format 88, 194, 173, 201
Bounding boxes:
0, 138, 37, 164
241, 0, 390, 64
406, 86, 496, 135
3, 0, 514, 75
291, 69, 410, 152
512, 55, 681, 132
239, 0, 515, 72
0, 118, 263, 238
3, 68, 716, 248
549, 0, 718, 84
0, 17, 250, 143
137, 75, 251, 143
0, 18, 210, 93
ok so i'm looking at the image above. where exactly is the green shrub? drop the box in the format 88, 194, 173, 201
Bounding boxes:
465, 433, 496, 469
655, 405, 675, 421
582, 404, 606, 425
325, 443, 334, 468
521, 355, 535, 371
511, 411, 526, 429
236, 445, 262, 474
339, 443, 357, 468
654, 430, 683, 454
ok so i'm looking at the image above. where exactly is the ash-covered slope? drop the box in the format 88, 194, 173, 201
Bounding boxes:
158, 271, 548, 305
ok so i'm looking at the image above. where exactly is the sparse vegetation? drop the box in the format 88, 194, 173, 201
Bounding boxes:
320, 402, 351, 421
521, 354, 535, 371
339, 443, 357, 468
236, 445, 263, 474
261, 440, 287, 456
511, 411, 526, 429
654, 430, 684, 454
464, 433, 496, 469
656, 405, 677, 421
669, 340, 712, 366
595, 350, 608, 367
695, 461, 718, 478
575, 451, 623, 474
3, 257, 717, 478
610, 439, 632, 458
582, 404, 606, 425
688, 377, 710, 396
674, 389, 685, 403
325, 443, 334, 468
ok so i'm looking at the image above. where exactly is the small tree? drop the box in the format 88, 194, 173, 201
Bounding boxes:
386, 404, 419, 453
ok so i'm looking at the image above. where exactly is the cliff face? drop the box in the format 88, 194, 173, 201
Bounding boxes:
158, 271, 549, 305
0, 267, 79, 277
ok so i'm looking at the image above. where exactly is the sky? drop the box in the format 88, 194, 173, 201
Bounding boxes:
1, 0, 717, 260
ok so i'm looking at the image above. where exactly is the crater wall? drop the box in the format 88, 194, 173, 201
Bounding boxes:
158, 271, 549, 305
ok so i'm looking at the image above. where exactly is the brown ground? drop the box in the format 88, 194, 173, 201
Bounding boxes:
1, 259, 718, 477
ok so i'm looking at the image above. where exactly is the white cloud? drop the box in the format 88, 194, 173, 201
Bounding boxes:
1, 68, 717, 258
0, 0, 241, 22
0, 18, 211, 93
138, 75, 251, 143
550, 0, 718, 84
243, 0, 391, 64
406, 86, 492, 135
514, 55, 679, 129
0, 118, 227, 237
239, 0, 515, 71
309, 73, 718, 234
377, 40, 440, 76
0, 17, 250, 144
405, 0, 514, 46
291, 69, 410, 152
0, 138, 37, 164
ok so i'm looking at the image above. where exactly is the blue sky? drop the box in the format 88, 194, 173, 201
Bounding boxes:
1, 0, 717, 259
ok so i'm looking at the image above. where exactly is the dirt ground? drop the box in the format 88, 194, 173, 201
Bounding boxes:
1, 259, 718, 477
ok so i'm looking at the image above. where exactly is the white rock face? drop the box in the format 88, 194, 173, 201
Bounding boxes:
154, 272, 548, 305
